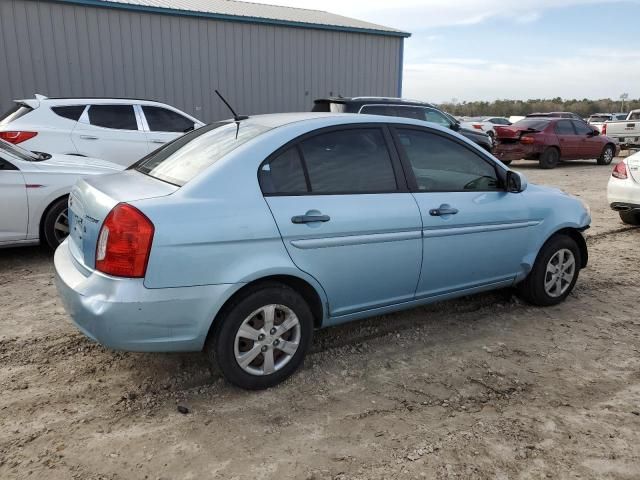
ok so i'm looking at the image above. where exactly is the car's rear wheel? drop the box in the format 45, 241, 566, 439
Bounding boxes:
619, 210, 640, 225
597, 144, 615, 165
516, 234, 581, 306
42, 197, 70, 250
539, 148, 560, 169
206, 283, 314, 390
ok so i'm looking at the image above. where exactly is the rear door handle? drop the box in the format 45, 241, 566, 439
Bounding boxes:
80, 135, 98, 140
429, 206, 459, 216
291, 214, 330, 224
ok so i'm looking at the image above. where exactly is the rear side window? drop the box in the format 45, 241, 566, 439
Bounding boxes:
259, 148, 308, 194
299, 129, 397, 193
395, 128, 500, 192
52, 105, 86, 121
142, 106, 194, 133
555, 120, 575, 135
424, 108, 452, 127
88, 105, 137, 130
0, 104, 33, 126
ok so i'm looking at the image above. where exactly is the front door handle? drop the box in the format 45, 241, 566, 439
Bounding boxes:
150, 139, 166, 144
291, 214, 330, 224
80, 135, 98, 140
429, 205, 459, 216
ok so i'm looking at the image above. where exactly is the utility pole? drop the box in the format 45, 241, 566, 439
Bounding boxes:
620, 93, 629, 113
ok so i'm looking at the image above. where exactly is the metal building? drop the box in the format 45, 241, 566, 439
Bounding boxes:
0, 0, 410, 122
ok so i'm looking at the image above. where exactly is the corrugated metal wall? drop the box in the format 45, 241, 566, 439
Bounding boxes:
0, 0, 403, 122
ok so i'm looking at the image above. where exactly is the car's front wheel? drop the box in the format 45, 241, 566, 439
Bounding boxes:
207, 283, 314, 390
516, 234, 581, 306
42, 197, 70, 250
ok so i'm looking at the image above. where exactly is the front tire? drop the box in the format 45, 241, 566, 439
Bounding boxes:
597, 144, 615, 165
206, 283, 314, 390
516, 234, 581, 306
619, 210, 640, 225
42, 197, 70, 250
539, 147, 560, 169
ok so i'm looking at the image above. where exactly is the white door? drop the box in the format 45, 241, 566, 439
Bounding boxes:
139, 105, 198, 150
71, 104, 150, 166
0, 158, 28, 242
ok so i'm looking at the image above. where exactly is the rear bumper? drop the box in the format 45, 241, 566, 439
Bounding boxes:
607, 177, 640, 209
54, 239, 240, 352
494, 144, 540, 162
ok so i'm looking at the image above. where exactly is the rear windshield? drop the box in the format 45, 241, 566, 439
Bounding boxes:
513, 119, 550, 131
133, 121, 270, 186
0, 103, 33, 126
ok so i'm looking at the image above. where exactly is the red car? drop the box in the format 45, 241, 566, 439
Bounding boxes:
494, 118, 619, 169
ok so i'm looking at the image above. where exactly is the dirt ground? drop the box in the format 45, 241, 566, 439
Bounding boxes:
1, 157, 639, 480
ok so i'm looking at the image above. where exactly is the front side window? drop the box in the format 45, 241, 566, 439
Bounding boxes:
88, 105, 138, 130
299, 129, 397, 193
395, 128, 500, 192
572, 120, 592, 135
142, 106, 194, 133
555, 120, 575, 135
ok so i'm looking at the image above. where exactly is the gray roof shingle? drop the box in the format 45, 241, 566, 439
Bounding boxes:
60, 0, 410, 37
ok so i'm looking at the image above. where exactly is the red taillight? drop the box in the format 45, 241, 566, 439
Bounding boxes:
0, 131, 37, 144
95, 203, 154, 278
612, 162, 628, 179
602, 124, 607, 135
472, 124, 483, 130
520, 135, 535, 145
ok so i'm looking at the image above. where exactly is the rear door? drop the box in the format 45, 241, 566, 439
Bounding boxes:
71, 104, 150, 165
261, 125, 423, 318
139, 105, 197, 149
0, 158, 28, 242
554, 120, 578, 159
573, 120, 603, 159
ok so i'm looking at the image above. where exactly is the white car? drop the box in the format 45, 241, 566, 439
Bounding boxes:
0, 95, 204, 167
607, 152, 640, 225
0, 139, 122, 249
460, 116, 512, 141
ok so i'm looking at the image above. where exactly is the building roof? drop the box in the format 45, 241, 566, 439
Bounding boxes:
55, 0, 410, 37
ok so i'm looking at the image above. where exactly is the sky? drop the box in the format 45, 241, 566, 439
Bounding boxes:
247, 0, 640, 103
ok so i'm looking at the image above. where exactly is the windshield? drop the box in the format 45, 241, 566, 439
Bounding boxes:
513, 119, 550, 131
0, 138, 39, 162
134, 121, 271, 186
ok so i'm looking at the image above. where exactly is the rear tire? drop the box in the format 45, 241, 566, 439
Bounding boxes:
42, 197, 70, 250
516, 234, 581, 306
206, 283, 314, 390
539, 148, 560, 169
619, 210, 640, 225
597, 144, 615, 165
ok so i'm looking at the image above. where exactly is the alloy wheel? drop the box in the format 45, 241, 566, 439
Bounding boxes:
53, 208, 70, 244
544, 248, 576, 298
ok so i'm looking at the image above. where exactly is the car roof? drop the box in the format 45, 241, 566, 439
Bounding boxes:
314, 96, 436, 107
16, 95, 178, 107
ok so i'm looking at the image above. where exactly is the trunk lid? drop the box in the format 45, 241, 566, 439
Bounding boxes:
67, 171, 178, 269
495, 125, 541, 144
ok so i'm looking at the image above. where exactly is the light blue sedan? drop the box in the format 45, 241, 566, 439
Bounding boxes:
55, 113, 591, 389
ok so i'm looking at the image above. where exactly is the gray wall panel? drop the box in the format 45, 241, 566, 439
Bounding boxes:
0, 0, 403, 121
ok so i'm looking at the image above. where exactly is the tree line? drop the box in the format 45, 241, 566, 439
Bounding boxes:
437, 98, 640, 118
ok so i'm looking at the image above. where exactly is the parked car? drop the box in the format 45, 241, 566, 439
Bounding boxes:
526, 112, 583, 120
0, 139, 122, 249
55, 112, 591, 390
607, 152, 640, 225
312, 97, 493, 152
461, 116, 512, 141
600, 110, 640, 148
494, 118, 619, 168
587, 113, 628, 133
0, 94, 204, 166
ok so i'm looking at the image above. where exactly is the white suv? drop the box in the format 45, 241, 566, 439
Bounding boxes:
0, 94, 204, 166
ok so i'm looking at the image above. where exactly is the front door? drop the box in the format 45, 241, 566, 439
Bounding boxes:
71, 104, 150, 166
140, 105, 197, 150
573, 120, 604, 158
0, 158, 28, 243
391, 126, 535, 299
260, 126, 423, 317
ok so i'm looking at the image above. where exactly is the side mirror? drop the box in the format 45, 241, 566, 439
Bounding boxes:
506, 170, 527, 193
451, 121, 460, 132
590, 129, 600, 136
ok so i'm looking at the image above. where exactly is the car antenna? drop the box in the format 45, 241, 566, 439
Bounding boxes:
215, 90, 248, 139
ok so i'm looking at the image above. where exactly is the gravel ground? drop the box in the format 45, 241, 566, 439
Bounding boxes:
1, 156, 639, 480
